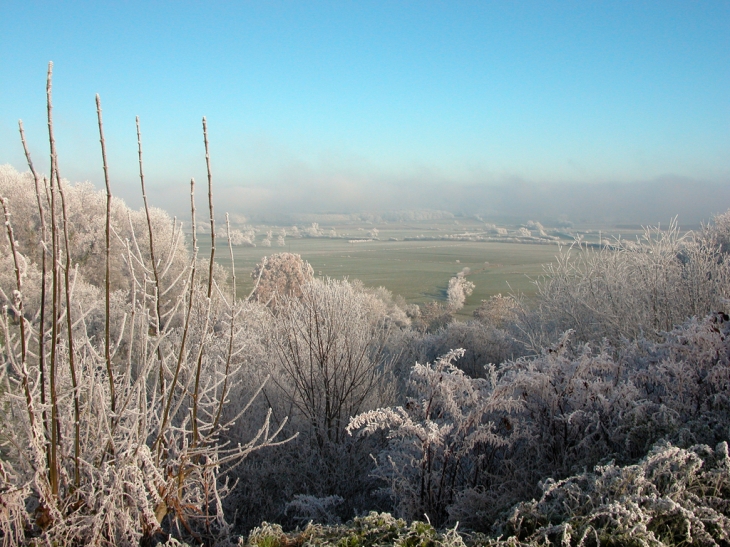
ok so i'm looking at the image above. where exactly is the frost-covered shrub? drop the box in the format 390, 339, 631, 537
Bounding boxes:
350, 281, 412, 329
228, 430, 390, 532
492, 441, 730, 547
700, 208, 730, 255
285, 494, 344, 525
229, 278, 399, 531
500, 333, 641, 479
245, 512, 465, 547
521, 219, 730, 350
413, 301, 455, 332
385, 320, 520, 381
352, 310, 730, 531
0, 165, 188, 302
0, 186, 284, 544
473, 294, 520, 328
627, 312, 730, 449
271, 278, 395, 446
348, 350, 521, 526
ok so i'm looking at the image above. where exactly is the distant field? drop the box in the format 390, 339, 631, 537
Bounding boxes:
193, 219, 656, 317
197, 217, 650, 318
202, 237, 560, 317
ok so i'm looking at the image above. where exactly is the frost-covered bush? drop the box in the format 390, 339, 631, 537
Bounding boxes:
520, 219, 730, 350
499, 333, 641, 480
413, 301, 455, 332
473, 293, 520, 329
0, 165, 189, 315
700, 208, 730, 255
0, 180, 283, 545
270, 278, 395, 446
351, 309, 730, 532
386, 320, 520, 381
285, 494, 344, 525
350, 281, 412, 329
492, 441, 730, 547
228, 277, 401, 531
627, 311, 730, 450
245, 512, 465, 547
348, 350, 521, 526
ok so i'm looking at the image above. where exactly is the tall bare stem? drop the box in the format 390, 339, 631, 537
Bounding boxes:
192, 117, 215, 443
1, 198, 37, 436
45, 61, 61, 497
213, 214, 237, 430
155, 178, 198, 457
47, 62, 81, 488
136, 117, 166, 394
18, 120, 51, 462
96, 94, 116, 416
203, 117, 215, 298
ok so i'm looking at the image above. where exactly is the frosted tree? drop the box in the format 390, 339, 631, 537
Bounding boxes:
277, 228, 287, 247
305, 222, 321, 237
473, 293, 519, 328
249, 252, 314, 307
446, 271, 475, 310
271, 278, 394, 446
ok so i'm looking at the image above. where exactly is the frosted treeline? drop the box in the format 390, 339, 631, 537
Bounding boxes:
1, 71, 729, 545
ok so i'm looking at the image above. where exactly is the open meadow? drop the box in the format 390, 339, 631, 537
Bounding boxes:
202, 218, 650, 318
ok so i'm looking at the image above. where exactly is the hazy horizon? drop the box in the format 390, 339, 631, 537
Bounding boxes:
2, 2, 728, 225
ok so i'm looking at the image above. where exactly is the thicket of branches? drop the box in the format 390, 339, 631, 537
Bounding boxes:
0, 64, 289, 546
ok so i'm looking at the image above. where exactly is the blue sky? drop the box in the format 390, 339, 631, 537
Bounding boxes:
1, 1, 729, 222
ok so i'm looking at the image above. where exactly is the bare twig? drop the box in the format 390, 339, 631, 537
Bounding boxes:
192, 117, 215, 443
212, 214, 237, 430
45, 61, 61, 497
1, 198, 37, 438
18, 120, 51, 465
203, 117, 215, 299
136, 116, 166, 393
96, 94, 116, 416
155, 178, 198, 457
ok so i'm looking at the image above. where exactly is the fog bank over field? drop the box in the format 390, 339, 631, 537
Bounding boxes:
141, 173, 730, 226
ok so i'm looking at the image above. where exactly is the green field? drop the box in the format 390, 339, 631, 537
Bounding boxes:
197, 218, 616, 318
194, 218, 656, 318
207, 237, 561, 316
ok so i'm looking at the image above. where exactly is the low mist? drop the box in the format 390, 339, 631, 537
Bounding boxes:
142, 173, 730, 227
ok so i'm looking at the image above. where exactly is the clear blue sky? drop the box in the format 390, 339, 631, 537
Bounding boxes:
1, 1, 729, 221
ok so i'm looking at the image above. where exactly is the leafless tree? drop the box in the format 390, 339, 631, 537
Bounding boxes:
270, 278, 394, 447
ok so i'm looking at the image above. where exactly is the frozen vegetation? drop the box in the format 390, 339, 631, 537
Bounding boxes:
0, 67, 729, 545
